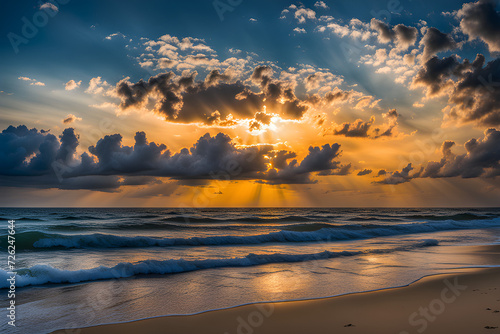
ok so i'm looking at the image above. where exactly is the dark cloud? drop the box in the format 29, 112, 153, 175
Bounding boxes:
370, 19, 394, 43
333, 117, 374, 137
0, 125, 352, 189
375, 163, 419, 185
116, 66, 308, 126
447, 56, 500, 126
331, 110, 401, 138
331, 163, 352, 176
412, 55, 462, 96
420, 27, 458, 60
0, 125, 135, 191
204, 69, 231, 86
456, 0, 500, 53
271, 150, 297, 169
357, 169, 372, 176
377, 129, 500, 185
0, 125, 47, 175
323, 88, 354, 103
373, 109, 400, 138
62, 114, 81, 124
413, 54, 500, 125
264, 144, 345, 184
370, 19, 418, 50
56, 128, 79, 164
393, 24, 418, 50
421, 128, 500, 178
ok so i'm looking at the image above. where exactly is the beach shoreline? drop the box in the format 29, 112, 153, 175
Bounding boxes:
51, 263, 500, 333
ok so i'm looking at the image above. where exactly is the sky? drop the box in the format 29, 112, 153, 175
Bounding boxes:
0, 0, 499, 207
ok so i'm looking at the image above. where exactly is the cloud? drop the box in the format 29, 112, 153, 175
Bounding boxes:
376, 163, 419, 184
421, 128, 500, 178
314, 1, 329, 9
446, 55, 500, 126
420, 27, 458, 60
293, 27, 307, 34
393, 24, 418, 51
329, 109, 401, 139
18, 76, 45, 86
456, 0, 500, 53
39, 2, 58, 12
357, 169, 372, 176
370, 19, 394, 43
86, 77, 110, 95
105, 32, 126, 40
264, 143, 347, 184
376, 67, 391, 74
369, 20, 418, 51
62, 114, 82, 124
404, 54, 416, 66
308, 86, 378, 112
0, 125, 352, 189
373, 49, 388, 66
376, 129, 500, 185
139, 60, 154, 68
115, 67, 308, 126
411, 55, 461, 97
332, 117, 375, 138
65, 80, 82, 91
293, 6, 316, 24
412, 54, 500, 126
319, 18, 373, 41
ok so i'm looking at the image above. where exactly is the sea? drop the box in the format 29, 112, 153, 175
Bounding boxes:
1, 208, 500, 334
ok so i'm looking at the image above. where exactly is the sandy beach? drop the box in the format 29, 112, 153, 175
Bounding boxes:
52, 246, 500, 334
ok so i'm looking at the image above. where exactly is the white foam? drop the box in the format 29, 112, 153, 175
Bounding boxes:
31, 218, 500, 249
0, 239, 438, 288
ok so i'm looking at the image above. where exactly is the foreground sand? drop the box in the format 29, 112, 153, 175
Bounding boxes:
53, 255, 500, 334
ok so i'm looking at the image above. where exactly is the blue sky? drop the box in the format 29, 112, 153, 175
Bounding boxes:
1, 0, 490, 88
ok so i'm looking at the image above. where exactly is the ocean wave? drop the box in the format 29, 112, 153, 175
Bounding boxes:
347, 217, 404, 222
159, 215, 315, 223
0, 217, 45, 222
7, 218, 499, 250
0, 239, 439, 288
56, 215, 102, 221
46, 222, 191, 231
405, 213, 494, 221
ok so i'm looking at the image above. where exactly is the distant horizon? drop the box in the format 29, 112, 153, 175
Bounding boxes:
2, 206, 500, 209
